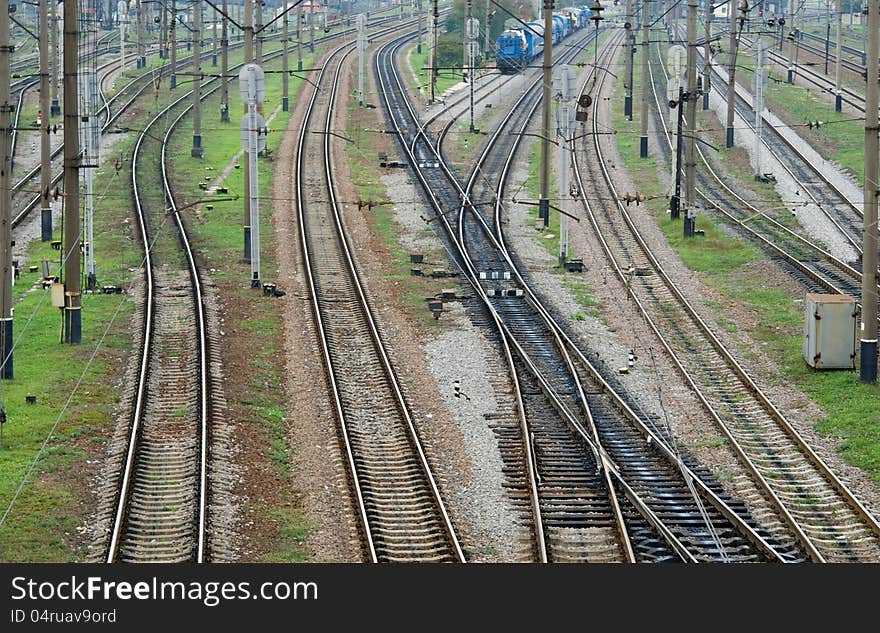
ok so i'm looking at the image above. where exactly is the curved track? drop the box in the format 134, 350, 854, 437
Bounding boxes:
572, 33, 880, 562
294, 28, 465, 563
378, 29, 795, 563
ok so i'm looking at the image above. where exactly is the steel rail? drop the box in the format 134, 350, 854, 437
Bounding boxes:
451, 33, 636, 563
576, 34, 880, 560
379, 31, 754, 563
649, 40, 879, 328
11, 13, 405, 229
106, 84, 209, 563
688, 29, 868, 255
297, 28, 465, 562
453, 32, 787, 564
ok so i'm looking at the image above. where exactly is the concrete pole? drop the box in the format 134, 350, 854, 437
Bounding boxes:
63, 0, 82, 344
539, 0, 552, 226
684, 0, 698, 237
221, 0, 229, 120
243, 0, 253, 261
309, 1, 315, 53
192, 0, 203, 157
860, 0, 878, 383
418, 0, 423, 54
625, 0, 634, 119
51, 0, 60, 115
137, 0, 145, 67
121, 5, 126, 74
430, 0, 438, 103
483, 0, 489, 62
726, 0, 738, 147
297, 3, 302, 71
40, 0, 52, 241
640, 0, 649, 157
171, 0, 177, 87
466, 0, 474, 132
753, 37, 764, 179
835, 0, 842, 110
212, 3, 218, 65
357, 14, 366, 106
703, 0, 712, 109
282, 0, 289, 111
256, 0, 262, 63
161, 0, 168, 58
0, 0, 13, 375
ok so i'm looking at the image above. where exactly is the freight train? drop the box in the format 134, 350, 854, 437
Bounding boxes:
495, 7, 591, 73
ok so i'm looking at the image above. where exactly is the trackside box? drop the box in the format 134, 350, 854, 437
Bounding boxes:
803, 293, 857, 369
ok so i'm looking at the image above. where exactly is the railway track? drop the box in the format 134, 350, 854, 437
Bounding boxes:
685, 28, 870, 261
294, 25, 464, 563
646, 39, 880, 332
9, 16, 402, 232
98, 14, 411, 563
572, 34, 880, 562
104, 84, 213, 563
379, 29, 796, 562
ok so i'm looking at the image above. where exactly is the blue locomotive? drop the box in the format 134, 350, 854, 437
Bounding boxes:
496, 7, 592, 74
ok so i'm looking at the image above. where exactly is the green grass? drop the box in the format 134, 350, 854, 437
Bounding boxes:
260, 506, 308, 563
734, 39, 866, 186
164, 41, 307, 557
564, 275, 601, 319
345, 101, 448, 328
613, 50, 880, 481
0, 240, 133, 561
523, 138, 560, 259
407, 44, 463, 101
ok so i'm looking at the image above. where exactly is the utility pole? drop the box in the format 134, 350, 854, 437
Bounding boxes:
192, 0, 203, 157
256, 0, 263, 63
243, 0, 253, 261
297, 2, 302, 71
357, 13, 366, 106
640, 0, 649, 157
212, 3, 218, 66
40, 0, 52, 241
50, 0, 60, 115
753, 37, 765, 180
160, 0, 168, 58
137, 0, 145, 68
703, 0, 712, 110
466, 0, 477, 132
726, 0, 739, 147
120, 1, 128, 74
282, 0, 289, 111
835, 0, 842, 111
860, 0, 878, 383
417, 0, 423, 54
63, 0, 82, 344
683, 0, 698, 237
483, 0, 490, 62
624, 0, 633, 119
221, 0, 229, 120
0, 0, 13, 375
309, 0, 315, 53
539, 0, 553, 226
554, 64, 575, 264
430, 0, 438, 103
240, 63, 265, 288
171, 0, 177, 87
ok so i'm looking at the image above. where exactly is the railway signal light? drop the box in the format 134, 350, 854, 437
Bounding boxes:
738, 0, 749, 29
589, 0, 604, 25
